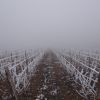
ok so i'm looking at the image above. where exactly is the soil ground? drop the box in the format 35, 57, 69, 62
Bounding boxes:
18, 51, 84, 100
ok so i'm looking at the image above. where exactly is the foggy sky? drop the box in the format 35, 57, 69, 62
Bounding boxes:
0, 0, 100, 50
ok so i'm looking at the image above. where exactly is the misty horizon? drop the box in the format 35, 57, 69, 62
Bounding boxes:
0, 0, 100, 50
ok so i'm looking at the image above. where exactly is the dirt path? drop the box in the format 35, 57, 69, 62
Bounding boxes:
18, 51, 83, 100
0, 76, 15, 100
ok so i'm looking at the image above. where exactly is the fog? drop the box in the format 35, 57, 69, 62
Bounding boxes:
0, 0, 100, 50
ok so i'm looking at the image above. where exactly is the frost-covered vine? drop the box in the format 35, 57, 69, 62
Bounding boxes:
55, 50, 99, 99
8, 50, 44, 93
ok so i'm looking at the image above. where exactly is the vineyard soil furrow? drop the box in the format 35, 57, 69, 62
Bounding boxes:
0, 50, 100, 100
18, 51, 83, 100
